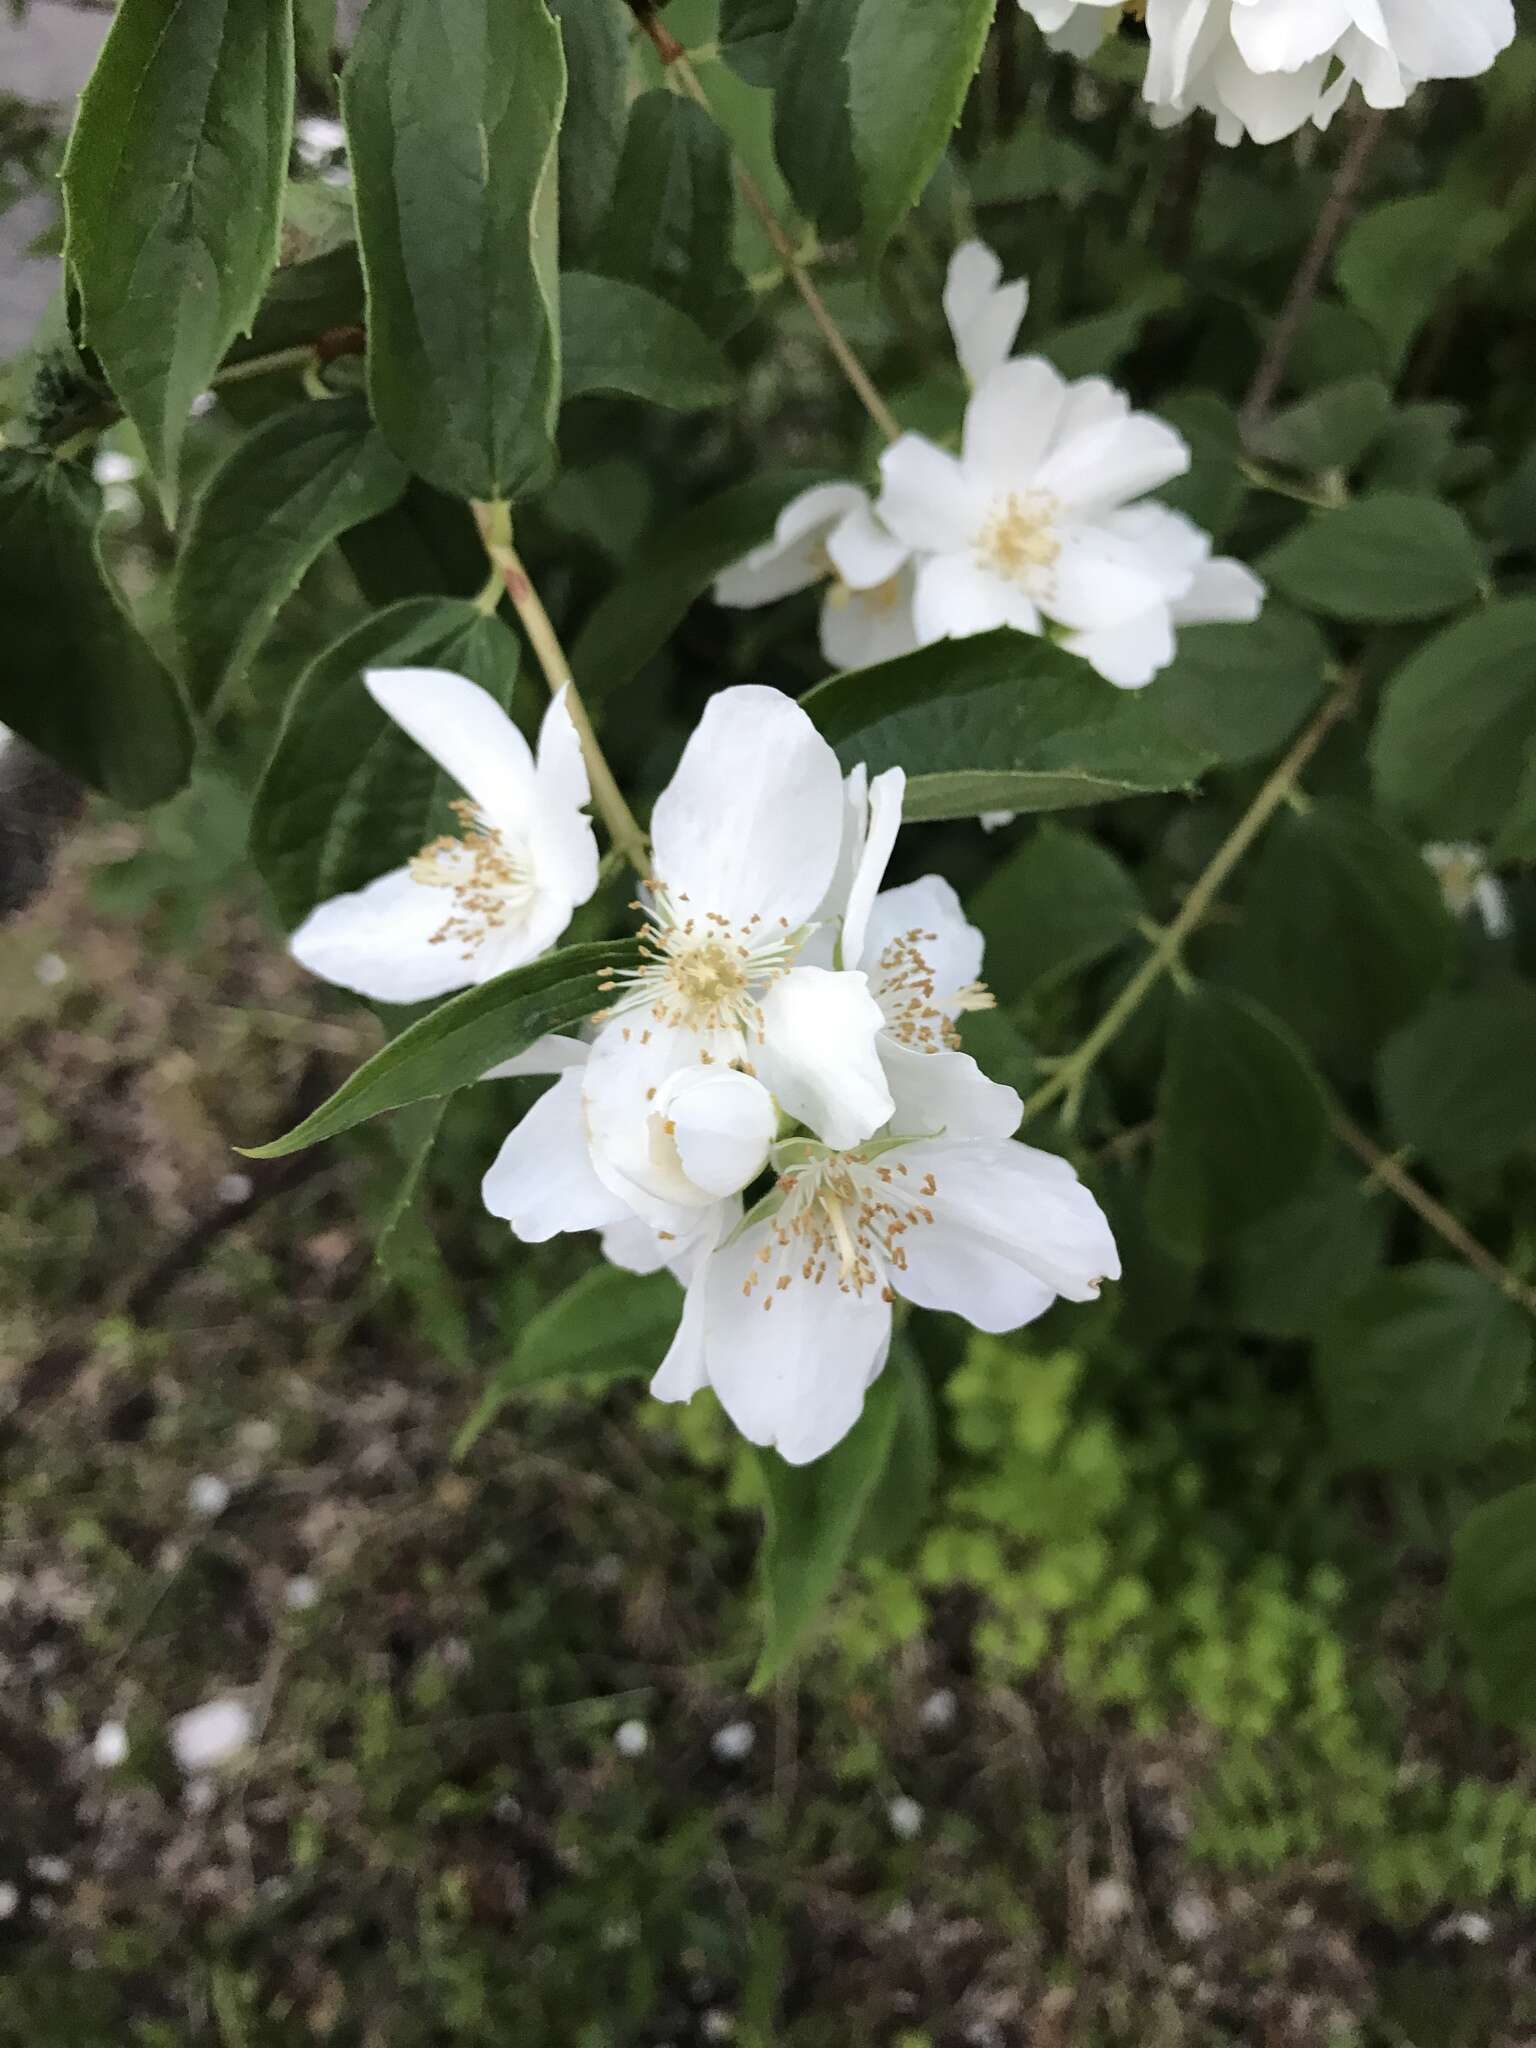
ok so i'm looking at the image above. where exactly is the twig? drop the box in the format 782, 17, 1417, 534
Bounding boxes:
1021, 679, 1356, 1125
1332, 1111, 1536, 1319
1239, 107, 1386, 448
473, 502, 651, 876
634, 14, 903, 445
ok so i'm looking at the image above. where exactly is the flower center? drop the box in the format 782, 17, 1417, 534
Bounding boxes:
409, 799, 533, 959
742, 1151, 939, 1309
977, 491, 1061, 588
874, 927, 995, 1053
601, 886, 805, 1040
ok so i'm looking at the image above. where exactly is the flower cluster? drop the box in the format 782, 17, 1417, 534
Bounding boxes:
716, 240, 1262, 692
1021, 0, 1514, 144
478, 686, 1120, 1466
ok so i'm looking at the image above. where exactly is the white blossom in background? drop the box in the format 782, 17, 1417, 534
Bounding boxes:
877, 347, 1253, 689
1424, 843, 1511, 940
290, 669, 599, 1003
478, 684, 1120, 1465
170, 1697, 253, 1772
713, 483, 919, 673
1020, 0, 1515, 144
187, 1474, 230, 1518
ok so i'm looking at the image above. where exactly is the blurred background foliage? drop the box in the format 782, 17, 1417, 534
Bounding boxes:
3, 0, 1536, 2042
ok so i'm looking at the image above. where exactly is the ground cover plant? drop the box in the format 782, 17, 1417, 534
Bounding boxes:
2, 0, 1536, 2040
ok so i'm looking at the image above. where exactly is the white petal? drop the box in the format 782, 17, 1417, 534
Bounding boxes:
481, 1073, 630, 1242
944, 240, 1030, 387
877, 435, 984, 555
826, 500, 910, 592
532, 687, 600, 908
863, 874, 985, 1008
1062, 608, 1177, 690
1173, 556, 1266, 626
649, 685, 846, 931
842, 767, 906, 972
881, 1039, 1023, 1142
1033, 413, 1190, 518
480, 1031, 589, 1082
1371, 0, 1513, 81
1049, 525, 1180, 632
290, 865, 478, 1004
757, 966, 894, 1149
662, 1066, 777, 1198
913, 554, 1042, 643
582, 1022, 729, 1227
893, 1138, 1120, 1322
961, 357, 1067, 494
1230, 0, 1355, 72
712, 482, 869, 607
818, 567, 923, 672
365, 667, 535, 827
651, 1263, 711, 1400
698, 1226, 892, 1463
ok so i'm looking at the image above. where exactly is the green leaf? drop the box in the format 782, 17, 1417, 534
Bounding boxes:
251, 598, 520, 929
1227, 1168, 1389, 1341
845, 0, 995, 257
343, 0, 565, 501
1370, 599, 1536, 840
803, 632, 1214, 821
1249, 375, 1393, 476
593, 92, 752, 340
550, 0, 630, 260
560, 273, 736, 412
570, 470, 832, 705
0, 449, 192, 807
1318, 1263, 1532, 1470
1497, 755, 1536, 864
226, 243, 366, 374
1231, 800, 1453, 1071
967, 825, 1141, 1005
173, 400, 409, 713
773, 0, 862, 242
1152, 603, 1327, 769
1449, 1484, 1536, 1727
1337, 194, 1504, 374
454, 1263, 681, 1459
720, 0, 796, 84
60, 0, 294, 517
752, 1363, 906, 1689
375, 1101, 472, 1369
1379, 986, 1536, 1181
1148, 985, 1328, 1261
242, 941, 638, 1157
1260, 493, 1484, 624
853, 1338, 937, 1561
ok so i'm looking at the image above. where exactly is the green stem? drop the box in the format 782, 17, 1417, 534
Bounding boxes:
473, 502, 650, 878
1021, 679, 1356, 1126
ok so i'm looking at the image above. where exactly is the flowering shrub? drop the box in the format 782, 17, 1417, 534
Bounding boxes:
3, 0, 1535, 1709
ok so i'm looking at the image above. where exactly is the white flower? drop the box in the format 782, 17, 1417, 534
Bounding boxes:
290, 669, 599, 1004
887, 1794, 925, 1839
876, 356, 1199, 680
1423, 843, 1510, 940
582, 688, 897, 1222
649, 1127, 1119, 1465
170, 1697, 253, 1772
713, 483, 919, 674
1141, 0, 1514, 144
944, 241, 1029, 388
